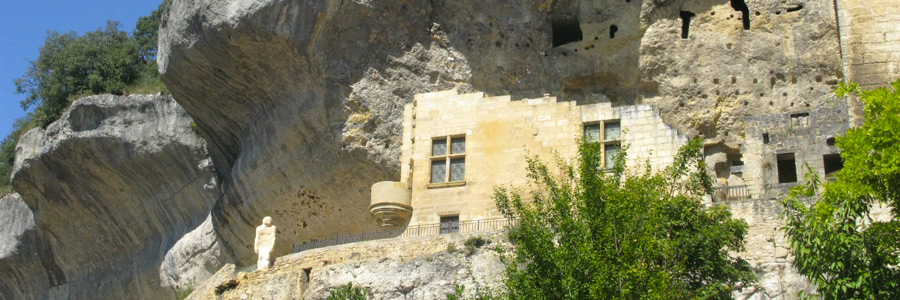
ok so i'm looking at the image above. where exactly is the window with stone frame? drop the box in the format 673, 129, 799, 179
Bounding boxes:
430, 135, 466, 183
584, 121, 622, 169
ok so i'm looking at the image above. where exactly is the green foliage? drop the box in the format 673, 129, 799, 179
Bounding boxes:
0, 114, 39, 195
464, 236, 489, 255
781, 80, 900, 299
2, 2, 168, 192
493, 139, 756, 299
15, 21, 143, 127
134, 1, 169, 62
174, 279, 195, 300
447, 243, 459, 253
445, 284, 500, 300
326, 282, 369, 300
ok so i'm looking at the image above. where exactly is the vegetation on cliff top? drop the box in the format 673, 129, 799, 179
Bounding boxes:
781, 80, 900, 299
491, 139, 756, 299
0, 1, 170, 195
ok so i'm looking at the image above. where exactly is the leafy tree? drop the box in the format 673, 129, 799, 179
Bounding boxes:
15, 21, 142, 127
493, 139, 756, 299
134, 0, 169, 62
781, 80, 900, 299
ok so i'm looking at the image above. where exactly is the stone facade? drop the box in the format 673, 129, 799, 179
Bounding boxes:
372, 89, 687, 227
837, 0, 900, 89
740, 100, 850, 199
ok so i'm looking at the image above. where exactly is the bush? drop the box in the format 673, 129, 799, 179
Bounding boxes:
326, 282, 369, 300
464, 236, 489, 255
493, 139, 756, 299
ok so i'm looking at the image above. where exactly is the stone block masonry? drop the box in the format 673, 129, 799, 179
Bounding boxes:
838, 0, 900, 89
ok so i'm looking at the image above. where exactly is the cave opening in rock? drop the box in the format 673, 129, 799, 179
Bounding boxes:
730, 0, 750, 30
609, 24, 618, 38
823, 153, 843, 177
777, 153, 797, 183
763, 132, 770, 144
786, 4, 804, 13
680, 11, 695, 39
552, 16, 583, 47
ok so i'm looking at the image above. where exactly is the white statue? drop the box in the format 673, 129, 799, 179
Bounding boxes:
254, 216, 276, 270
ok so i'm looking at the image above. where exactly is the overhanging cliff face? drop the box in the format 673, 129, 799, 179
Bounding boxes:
158, 0, 843, 265
9, 94, 221, 300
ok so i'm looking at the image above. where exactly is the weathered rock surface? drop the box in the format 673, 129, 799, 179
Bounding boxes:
8, 94, 221, 299
186, 231, 507, 300
160, 214, 226, 289
0, 193, 61, 300
158, 0, 849, 268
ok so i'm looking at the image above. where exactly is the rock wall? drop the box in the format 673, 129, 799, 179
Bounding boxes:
0, 193, 60, 300
186, 231, 508, 300
8, 94, 222, 300
158, 0, 849, 268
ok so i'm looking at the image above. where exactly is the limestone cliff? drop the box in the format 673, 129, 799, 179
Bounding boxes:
0, 193, 59, 300
158, 0, 850, 267
5, 94, 222, 299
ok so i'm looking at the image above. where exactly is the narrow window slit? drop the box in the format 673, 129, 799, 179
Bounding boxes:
680, 11, 695, 39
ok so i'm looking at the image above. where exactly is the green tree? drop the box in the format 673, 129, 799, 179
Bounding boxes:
493, 139, 756, 299
15, 21, 142, 127
781, 80, 900, 299
134, 0, 169, 62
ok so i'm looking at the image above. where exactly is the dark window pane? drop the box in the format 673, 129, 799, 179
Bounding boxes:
432, 139, 447, 156
451, 137, 466, 154
440, 216, 460, 234
605, 144, 620, 168
450, 158, 465, 182
584, 124, 601, 143
604, 122, 621, 141
431, 160, 446, 183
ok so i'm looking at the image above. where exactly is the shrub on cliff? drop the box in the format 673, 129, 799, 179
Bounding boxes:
493, 139, 756, 299
781, 80, 900, 299
1, 1, 169, 193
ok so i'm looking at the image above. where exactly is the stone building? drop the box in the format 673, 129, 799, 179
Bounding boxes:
370, 89, 854, 232
370, 89, 688, 229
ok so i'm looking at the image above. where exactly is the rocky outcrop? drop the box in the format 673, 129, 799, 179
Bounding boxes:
160, 214, 226, 289
186, 231, 507, 300
0, 193, 61, 300
8, 94, 221, 299
158, 0, 846, 267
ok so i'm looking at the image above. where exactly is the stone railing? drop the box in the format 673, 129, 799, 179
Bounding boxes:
292, 218, 514, 253
713, 185, 752, 202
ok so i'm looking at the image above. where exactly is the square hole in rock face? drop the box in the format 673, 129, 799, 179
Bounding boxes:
552, 16, 583, 47
823, 153, 843, 177
777, 153, 797, 183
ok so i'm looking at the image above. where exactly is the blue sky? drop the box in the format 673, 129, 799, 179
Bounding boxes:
0, 1, 163, 140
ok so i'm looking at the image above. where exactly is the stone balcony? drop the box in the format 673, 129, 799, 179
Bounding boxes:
369, 181, 412, 227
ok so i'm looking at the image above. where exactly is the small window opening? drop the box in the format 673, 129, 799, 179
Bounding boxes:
552, 17, 583, 47
786, 5, 803, 12
303, 268, 312, 284
609, 25, 618, 38
823, 153, 843, 177
791, 113, 809, 128
439, 216, 460, 234
763, 133, 770, 144
826, 136, 836, 146
777, 153, 798, 183
680, 11, 695, 39
730, 0, 751, 30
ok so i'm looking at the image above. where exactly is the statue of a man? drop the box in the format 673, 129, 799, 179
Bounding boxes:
254, 216, 276, 270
